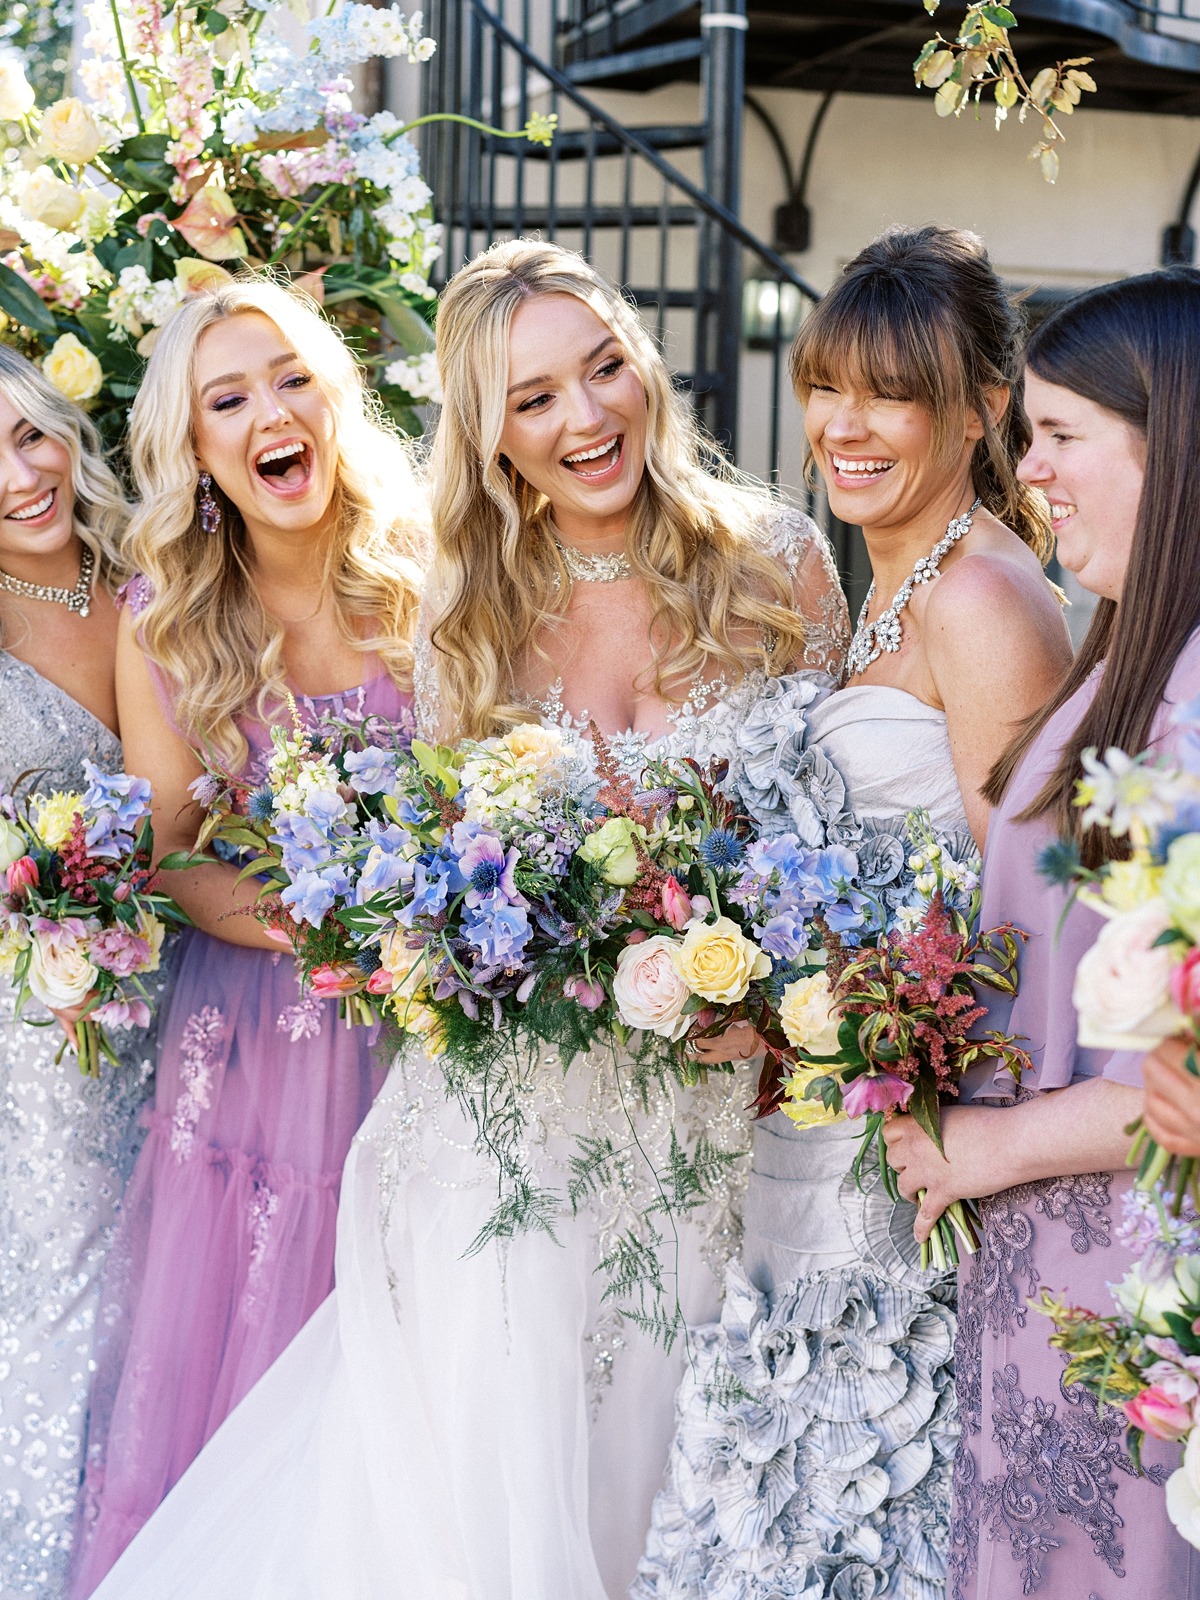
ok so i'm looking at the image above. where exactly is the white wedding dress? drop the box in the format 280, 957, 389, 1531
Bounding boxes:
87, 511, 848, 1600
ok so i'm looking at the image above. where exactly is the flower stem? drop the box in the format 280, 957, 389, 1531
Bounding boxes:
107, 0, 146, 134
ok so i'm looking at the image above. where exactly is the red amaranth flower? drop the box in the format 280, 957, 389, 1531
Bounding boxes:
58, 812, 110, 903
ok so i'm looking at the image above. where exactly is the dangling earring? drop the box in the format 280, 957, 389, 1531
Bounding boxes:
197, 470, 221, 536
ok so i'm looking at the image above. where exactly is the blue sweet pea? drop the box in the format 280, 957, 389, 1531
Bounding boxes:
758, 912, 811, 961
81, 761, 153, 830
271, 812, 335, 876
280, 869, 340, 926
463, 896, 532, 967
343, 746, 401, 796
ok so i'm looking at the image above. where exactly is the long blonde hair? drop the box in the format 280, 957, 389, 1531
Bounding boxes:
126, 277, 426, 771
0, 346, 130, 602
428, 239, 807, 740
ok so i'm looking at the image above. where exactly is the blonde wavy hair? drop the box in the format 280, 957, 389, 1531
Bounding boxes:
0, 345, 130, 615
126, 276, 427, 771
428, 239, 807, 740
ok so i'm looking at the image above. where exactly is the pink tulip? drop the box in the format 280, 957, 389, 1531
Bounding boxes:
661, 876, 693, 931
841, 1072, 915, 1119
1124, 1384, 1195, 1442
263, 925, 295, 948
564, 974, 606, 1011
366, 968, 396, 996
309, 963, 364, 999
1171, 947, 1200, 1019
6, 855, 37, 897
112, 879, 132, 903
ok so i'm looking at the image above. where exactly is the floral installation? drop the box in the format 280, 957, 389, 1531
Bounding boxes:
915, 2, 1097, 183
1036, 1187, 1200, 1551
775, 813, 1031, 1270
1042, 697, 1200, 1213
0, 760, 187, 1074
0, 3, 553, 447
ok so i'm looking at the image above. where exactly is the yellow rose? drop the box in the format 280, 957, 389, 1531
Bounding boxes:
32, 790, 83, 850
1100, 854, 1164, 914
0, 58, 35, 121
21, 167, 85, 231
779, 971, 842, 1055
43, 333, 103, 403
175, 257, 235, 295
577, 817, 647, 886
40, 97, 105, 164
379, 927, 428, 996
780, 1062, 845, 1129
501, 723, 564, 770
135, 908, 165, 972
674, 915, 771, 1004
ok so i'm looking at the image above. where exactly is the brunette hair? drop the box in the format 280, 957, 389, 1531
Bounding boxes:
790, 224, 1052, 561
984, 267, 1200, 863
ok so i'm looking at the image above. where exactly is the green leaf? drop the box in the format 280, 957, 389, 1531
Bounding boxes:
907, 1075, 945, 1155
0, 261, 59, 335
981, 4, 1017, 25
158, 850, 208, 871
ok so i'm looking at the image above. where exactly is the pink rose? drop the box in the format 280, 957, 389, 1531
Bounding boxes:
27, 917, 97, 1010
1125, 1384, 1194, 1442
91, 997, 151, 1031
309, 963, 364, 999
564, 974, 606, 1011
6, 855, 37, 897
1073, 899, 1184, 1050
1171, 947, 1200, 1020
612, 936, 690, 1040
841, 1072, 914, 1119
660, 876, 692, 932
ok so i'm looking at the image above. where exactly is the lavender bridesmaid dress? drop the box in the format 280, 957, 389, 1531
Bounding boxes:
68, 597, 411, 1596
951, 629, 1200, 1600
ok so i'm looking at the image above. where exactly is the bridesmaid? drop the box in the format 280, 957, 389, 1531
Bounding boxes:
0, 349, 163, 1599
69, 279, 425, 1592
884, 269, 1200, 1597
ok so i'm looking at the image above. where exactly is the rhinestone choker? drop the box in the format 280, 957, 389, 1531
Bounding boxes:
0, 542, 95, 618
553, 536, 633, 583
846, 498, 982, 677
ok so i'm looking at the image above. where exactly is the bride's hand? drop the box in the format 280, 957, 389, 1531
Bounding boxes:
688, 1021, 762, 1066
49, 997, 91, 1051
882, 1106, 1002, 1243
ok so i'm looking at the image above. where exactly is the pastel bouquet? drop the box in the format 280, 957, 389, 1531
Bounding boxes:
1044, 699, 1200, 1211
1036, 1189, 1200, 1550
179, 701, 416, 1025
0, 761, 185, 1073
775, 813, 1031, 1269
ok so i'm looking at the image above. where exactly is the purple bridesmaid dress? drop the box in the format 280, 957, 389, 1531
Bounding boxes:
950, 629, 1200, 1600
69, 605, 411, 1596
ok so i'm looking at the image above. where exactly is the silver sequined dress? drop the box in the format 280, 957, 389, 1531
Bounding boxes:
0, 655, 164, 1598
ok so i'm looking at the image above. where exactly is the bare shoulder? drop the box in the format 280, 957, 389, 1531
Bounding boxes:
923, 545, 1065, 647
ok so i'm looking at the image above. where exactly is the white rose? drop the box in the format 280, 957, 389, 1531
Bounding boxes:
0, 816, 25, 869
779, 970, 842, 1055
1072, 898, 1185, 1051
21, 166, 85, 232
1167, 1428, 1200, 1552
1112, 1258, 1186, 1337
39, 97, 105, 165
613, 935, 691, 1040
0, 58, 35, 121
27, 925, 97, 1009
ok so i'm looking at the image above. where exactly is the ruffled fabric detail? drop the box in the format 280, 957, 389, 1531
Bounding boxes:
633, 1260, 957, 1600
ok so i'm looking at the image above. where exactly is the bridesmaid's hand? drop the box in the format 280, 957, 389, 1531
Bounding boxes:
49, 997, 90, 1051
1143, 1036, 1200, 1157
689, 1021, 762, 1066
882, 1106, 1003, 1244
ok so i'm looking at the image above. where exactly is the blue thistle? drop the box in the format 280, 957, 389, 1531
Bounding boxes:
1036, 837, 1081, 888
470, 861, 501, 896
248, 787, 276, 823
699, 828, 744, 870
355, 946, 383, 976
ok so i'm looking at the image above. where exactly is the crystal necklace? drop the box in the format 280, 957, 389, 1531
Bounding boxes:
552, 535, 632, 583
846, 497, 982, 677
0, 542, 95, 618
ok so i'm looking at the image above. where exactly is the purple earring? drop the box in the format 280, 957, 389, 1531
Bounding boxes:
197, 471, 221, 536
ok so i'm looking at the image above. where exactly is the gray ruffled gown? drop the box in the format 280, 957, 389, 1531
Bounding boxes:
635, 684, 970, 1600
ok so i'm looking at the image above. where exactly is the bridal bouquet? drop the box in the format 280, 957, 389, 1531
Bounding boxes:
775, 812, 1031, 1269
1036, 1189, 1200, 1550
1043, 703, 1200, 1211
0, 761, 185, 1073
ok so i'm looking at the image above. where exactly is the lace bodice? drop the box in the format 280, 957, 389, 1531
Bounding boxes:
0, 650, 121, 793
413, 504, 849, 746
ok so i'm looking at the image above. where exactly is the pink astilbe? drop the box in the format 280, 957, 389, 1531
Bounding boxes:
58, 812, 109, 904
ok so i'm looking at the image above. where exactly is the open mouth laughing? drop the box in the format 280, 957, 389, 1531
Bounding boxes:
561, 433, 623, 481
830, 454, 897, 486
253, 439, 313, 494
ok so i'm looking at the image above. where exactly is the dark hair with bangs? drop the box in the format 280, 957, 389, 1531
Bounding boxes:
984, 267, 1200, 865
790, 224, 1052, 562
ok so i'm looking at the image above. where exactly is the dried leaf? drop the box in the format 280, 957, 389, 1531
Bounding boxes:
922, 49, 957, 89
1067, 69, 1097, 93
994, 75, 1019, 109
935, 79, 967, 117
1038, 144, 1060, 183
1029, 66, 1058, 108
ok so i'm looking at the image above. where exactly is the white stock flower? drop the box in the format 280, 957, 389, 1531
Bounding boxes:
384, 351, 441, 403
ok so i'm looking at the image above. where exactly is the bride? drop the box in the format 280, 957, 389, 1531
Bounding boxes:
89, 239, 848, 1599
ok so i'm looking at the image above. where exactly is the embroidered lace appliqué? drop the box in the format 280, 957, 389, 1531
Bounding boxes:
169, 1006, 224, 1161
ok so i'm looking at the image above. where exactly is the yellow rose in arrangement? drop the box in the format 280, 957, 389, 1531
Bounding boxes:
20, 167, 86, 231
780, 1062, 844, 1129
501, 723, 564, 770
779, 971, 842, 1056
674, 915, 771, 1005
577, 817, 647, 886
40, 97, 105, 164
0, 58, 35, 120
135, 908, 165, 972
31, 790, 83, 850
1100, 854, 1164, 915
1164, 835, 1200, 944
43, 334, 103, 403
379, 928, 428, 996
